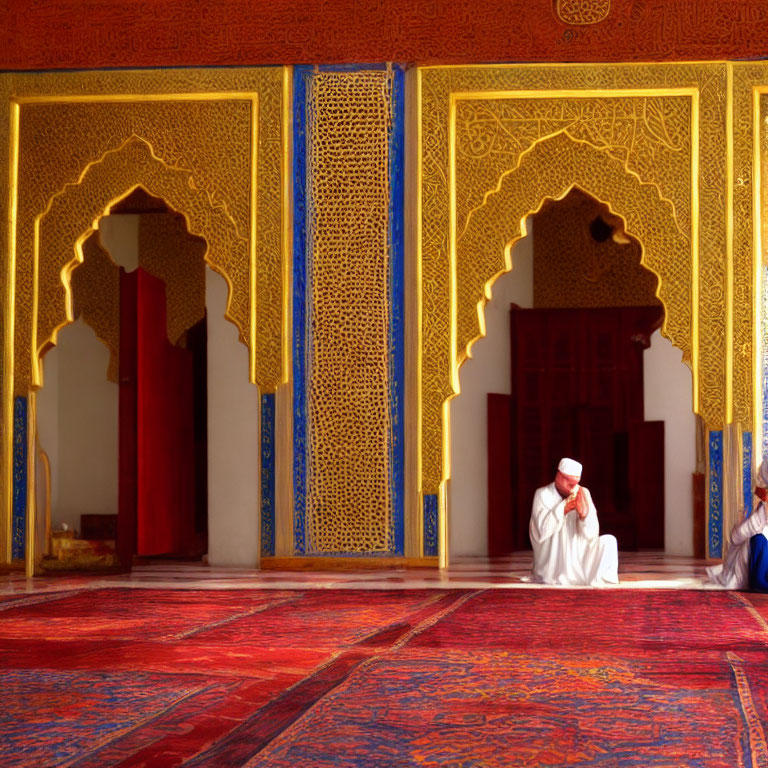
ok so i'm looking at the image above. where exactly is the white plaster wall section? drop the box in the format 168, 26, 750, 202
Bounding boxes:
53, 317, 119, 531
32, 210, 140, 535
449, 222, 535, 557
643, 329, 696, 556
206, 267, 261, 567
35, 341, 59, 523
98, 213, 140, 271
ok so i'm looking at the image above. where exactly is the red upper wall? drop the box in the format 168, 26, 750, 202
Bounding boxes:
2, 0, 767, 71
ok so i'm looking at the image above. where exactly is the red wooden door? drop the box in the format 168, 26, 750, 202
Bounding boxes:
489, 305, 664, 553
117, 268, 196, 564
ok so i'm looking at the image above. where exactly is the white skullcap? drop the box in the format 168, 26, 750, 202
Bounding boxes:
558, 458, 582, 477
758, 456, 768, 487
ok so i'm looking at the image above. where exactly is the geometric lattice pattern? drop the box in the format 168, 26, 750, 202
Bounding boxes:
304, 69, 395, 553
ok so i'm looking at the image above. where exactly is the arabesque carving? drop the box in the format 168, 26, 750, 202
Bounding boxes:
70, 235, 120, 382
420, 63, 728, 496
34, 136, 247, 387
10, 67, 283, 395
457, 133, 689, 366
554, 0, 611, 25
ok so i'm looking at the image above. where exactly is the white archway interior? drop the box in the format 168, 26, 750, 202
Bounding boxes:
450, 212, 696, 557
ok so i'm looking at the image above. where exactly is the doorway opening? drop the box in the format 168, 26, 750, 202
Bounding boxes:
450, 188, 696, 558
36, 188, 209, 570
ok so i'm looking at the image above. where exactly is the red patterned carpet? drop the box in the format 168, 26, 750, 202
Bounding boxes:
2, 587, 768, 767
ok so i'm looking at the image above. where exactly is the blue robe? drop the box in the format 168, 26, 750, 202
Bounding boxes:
749, 533, 768, 592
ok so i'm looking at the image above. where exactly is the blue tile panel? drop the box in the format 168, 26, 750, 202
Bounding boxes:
260, 393, 275, 557
708, 430, 723, 559
12, 396, 27, 561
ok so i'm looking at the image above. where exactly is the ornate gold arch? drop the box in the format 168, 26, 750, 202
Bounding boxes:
419, 65, 730, 557
457, 132, 690, 369
1, 67, 287, 569
33, 135, 248, 388
430, 132, 693, 502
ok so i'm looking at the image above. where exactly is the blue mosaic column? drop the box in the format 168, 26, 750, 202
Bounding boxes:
12, 396, 27, 561
708, 430, 723, 559
260, 393, 275, 557
743, 430, 753, 517
292, 65, 310, 556
423, 494, 439, 557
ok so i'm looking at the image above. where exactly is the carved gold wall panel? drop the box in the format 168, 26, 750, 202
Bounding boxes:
419, 63, 728, 495
532, 188, 660, 308
732, 63, 768, 440
6, 67, 284, 396
71, 236, 121, 382
138, 212, 207, 346
305, 70, 393, 553
35, 136, 248, 388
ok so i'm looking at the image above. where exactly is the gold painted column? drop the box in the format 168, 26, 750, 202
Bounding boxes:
292, 65, 407, 558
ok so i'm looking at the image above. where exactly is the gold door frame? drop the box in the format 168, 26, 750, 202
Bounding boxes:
0, 68, 287, 572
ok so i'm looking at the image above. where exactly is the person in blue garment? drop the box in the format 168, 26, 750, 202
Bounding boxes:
707, 456, 768, 591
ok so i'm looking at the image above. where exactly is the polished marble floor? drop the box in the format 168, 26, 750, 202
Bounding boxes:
0, 551, 721, 597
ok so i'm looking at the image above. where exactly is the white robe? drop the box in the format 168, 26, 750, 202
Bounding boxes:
527, 482, 619, 586
706, 502, 768, 590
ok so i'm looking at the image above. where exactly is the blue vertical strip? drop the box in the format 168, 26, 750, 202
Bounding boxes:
292, 65, 311, 556
260, 393, 275, 557
763, 266, 768, 457
12, 396, 27, 561
743, 431, 753, 518
708, 430, 723, 559
423, 495, 438, 557
388, 64, 405, 556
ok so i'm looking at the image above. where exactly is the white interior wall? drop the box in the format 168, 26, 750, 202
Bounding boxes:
36, 341, 59, 518
449, 227, 534, 557
35, 214, 145, 535
206, 268, 261, 567
98, 214, 140, 270
37, 318, 119, 532
643, 329, 696, 555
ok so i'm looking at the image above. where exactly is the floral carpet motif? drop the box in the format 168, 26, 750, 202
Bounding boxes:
1, 587, 767, 766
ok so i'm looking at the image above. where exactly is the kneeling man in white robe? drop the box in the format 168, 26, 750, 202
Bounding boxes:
528, 458, 619, 586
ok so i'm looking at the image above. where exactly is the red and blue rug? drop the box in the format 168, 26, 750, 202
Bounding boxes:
1, 587, 767, 766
